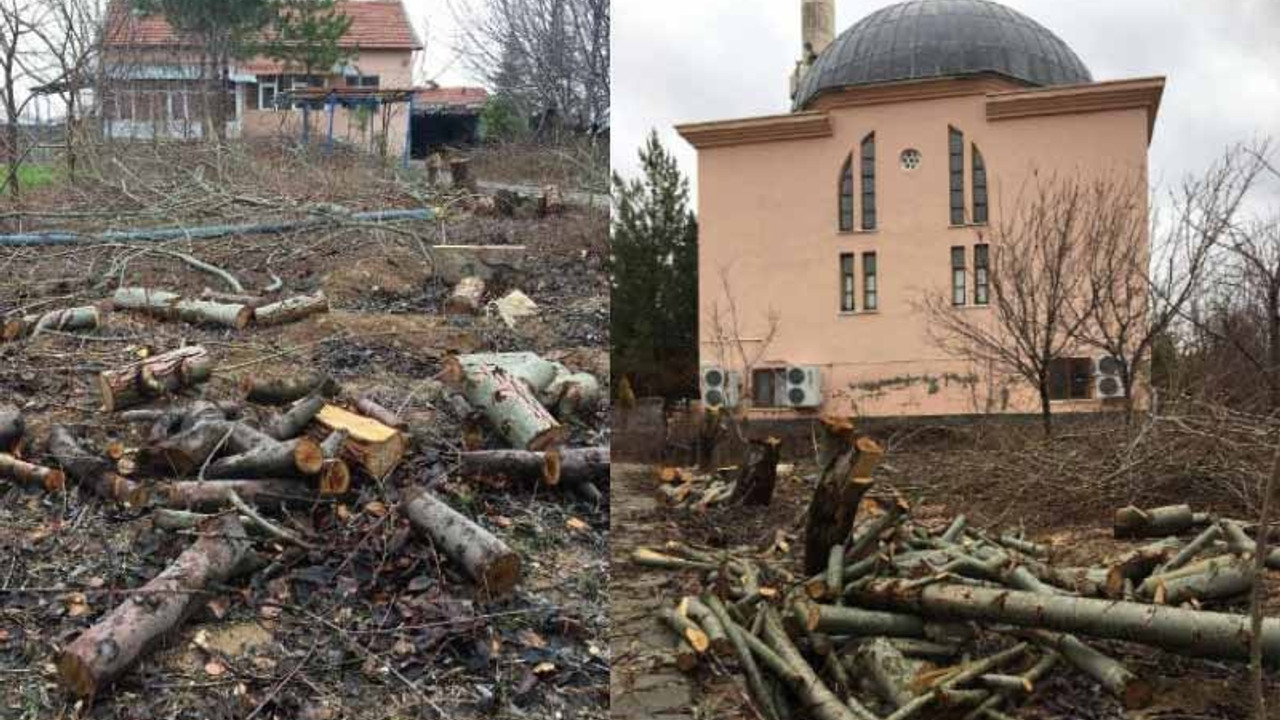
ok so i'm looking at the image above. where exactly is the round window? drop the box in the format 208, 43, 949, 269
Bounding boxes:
900, 148, 922, 170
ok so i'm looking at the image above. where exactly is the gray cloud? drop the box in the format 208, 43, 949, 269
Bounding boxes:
612, 0, 1280, 206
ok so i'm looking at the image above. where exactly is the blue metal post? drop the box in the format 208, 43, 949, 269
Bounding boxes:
402, 92, 414, 169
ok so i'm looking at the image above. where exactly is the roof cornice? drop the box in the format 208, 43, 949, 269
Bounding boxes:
985, 76, 1166, 143
806, 73, 1029, 111
676, 112, 832, 149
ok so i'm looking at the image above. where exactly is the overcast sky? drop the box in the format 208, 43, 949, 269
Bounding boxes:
403, 0, 479, 86
612, 0, 1280, 205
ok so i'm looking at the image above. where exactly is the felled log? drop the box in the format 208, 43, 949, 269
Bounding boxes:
139, 419, 236, 476
731, 437, 782, 506
57, 515, 251, 697
401, 487, 521, 598
241, 373, 339, 405
542, 371, 602, 417
204, 437, 325, 480
0, 404, 23, 453
804, 421, 882, 574
161, 479, 316, 511
559, 446, 609, 488
445, 276, 486, 315
199, 289, 271, 308
318, 429, 352, 496
112, 287, 252, 329
1114, 504, 1207, 539
355, 394, 406, 430
457, 449, 561, 486
1138, 554, 1253, 604
254, 291, 329, 327
849, 579, 1280, 662
308, 404, 407, 480
442, 358, 566, 451
98, 346, 214, 412
3, 306, 100, 341
1023, 629, 1153, 709
1103, 537, 1182, 597
48, 426, 147, 505
266, 393, 326, 440
684, 597, 732, 656
854, 637, 921, 709
0, 452, 65, 492
431, 245, 526, 284
760, 608, 862, 720
661, 607, 711, 656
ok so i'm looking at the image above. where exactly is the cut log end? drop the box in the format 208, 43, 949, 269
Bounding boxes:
293, 438, 325, 476
57, 650, 97, 698
543, 448, 562, 486
319, 459, 351, 496
1125, 679, 1156, 710
482, 552, 522, 599
527, 425, 568, 452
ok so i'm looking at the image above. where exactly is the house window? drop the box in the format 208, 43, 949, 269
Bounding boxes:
860, 133, 876, 230
840, 253, 855, 312
949, 127, 965, 225
1048, 357, 1094, 400
752, 368, 785, 407
972, 145, 988, 224
863, 252, 877, 311
951, 246, 966, 306
347, 75, 380, 88
974, 243, 989, 305
839, 155, 854, 231
259, 79, 278, 111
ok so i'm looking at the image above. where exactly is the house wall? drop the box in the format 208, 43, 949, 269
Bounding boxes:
692, 88, 1152, 419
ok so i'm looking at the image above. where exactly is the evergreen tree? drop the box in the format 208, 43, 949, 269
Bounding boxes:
261, 0, 353, 81
610, 131, 699, 399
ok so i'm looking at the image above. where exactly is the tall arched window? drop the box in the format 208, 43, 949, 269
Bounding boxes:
949, 126, 965, 225
972, 145, 988, 224
838, 154, 854, 231
860, 133, 876, 230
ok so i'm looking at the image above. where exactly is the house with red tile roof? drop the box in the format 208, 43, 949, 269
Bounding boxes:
101, 0, 422, 157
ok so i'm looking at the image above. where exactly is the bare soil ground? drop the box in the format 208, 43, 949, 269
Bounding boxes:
611, 423, 1280, 720
0, 142, 609, 719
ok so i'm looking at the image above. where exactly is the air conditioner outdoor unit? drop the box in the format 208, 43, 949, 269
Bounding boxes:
783, 365, 822, 408
1095, 355, 1126, 399
701, 365, 741, 409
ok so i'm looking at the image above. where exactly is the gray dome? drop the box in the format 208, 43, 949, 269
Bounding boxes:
794, 0, 1092, 109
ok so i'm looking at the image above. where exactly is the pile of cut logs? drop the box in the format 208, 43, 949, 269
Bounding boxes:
632, 421, 1279, 720
0, 346, 607, 699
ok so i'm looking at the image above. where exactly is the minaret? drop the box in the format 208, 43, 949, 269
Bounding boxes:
791, 0, 835, 102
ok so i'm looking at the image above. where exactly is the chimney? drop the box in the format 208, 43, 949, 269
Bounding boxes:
802, 0, 835, 62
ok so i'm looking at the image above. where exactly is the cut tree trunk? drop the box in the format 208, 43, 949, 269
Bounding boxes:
241, 373, 340, 405
3, 305, 100, 341
1104, 537, 1182, 598
48, 425, 147, 505
253, 291, 329, 326
204, 438, 325, 480
0, 452, 65, 492
431, 245, 526, 284
559, 446, 608, 485
400, 487, 521, 599
445, 276, 486, 315
443, 358, 566, 451
854, 636, 921, 709
99, 346, 214, 412
161, 479, 316, 511
266, 393, 326, 440
308, 404, 407, 480
0, 404, 23, 453
1114, 504, 1205, 539
696, 407, 723, 472
112, 287, 251, 329
849, 579, 1280, 662
732, 437, 782, 506
804, 424, 883, 575
57, 515, 251, 697
1138, 554, 1253, 604
457, 449, 562, 485
1023, 629, 1153, 709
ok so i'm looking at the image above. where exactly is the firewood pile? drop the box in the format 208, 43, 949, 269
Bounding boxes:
632, 445, 1279, 720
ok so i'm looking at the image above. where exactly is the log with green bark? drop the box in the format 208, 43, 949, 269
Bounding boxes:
1020, 629, 1153, 709
760, 607, 863, 720
1113, 504, 1207, 539
1137, 554, 1253, 604
265, 393, 326, 440
401, 487, 521, 599
854, 636, 922, 708
204, 437, 326, 480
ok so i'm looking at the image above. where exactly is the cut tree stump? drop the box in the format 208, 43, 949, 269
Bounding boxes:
431, 245, 526, 284
696, 407, 723, 472
445, 276, 486, 315
804, 420, 883, 575
308, 404, 407, 480
254, 291, 329, 326
266, 394, 326, 440
48, 425, 147, 505
401, 487, 521, 598
161, 479, 316, 511
241, 373, 340, 405
732, 437, 782, 506
204, 437, 325, 480
57, 515, 251, 697
113, 287, 251, 329
3, 305, 100, 341
0, 404, 23, 453
443, 358, 566, 451
99, 346, 214, 412
457, 449, 562, 485
0, 452, 65, 492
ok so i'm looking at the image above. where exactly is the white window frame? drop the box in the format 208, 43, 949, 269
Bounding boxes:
259, 79, 278, 111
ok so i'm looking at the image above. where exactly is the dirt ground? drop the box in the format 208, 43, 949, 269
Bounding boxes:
610, 432, 1280, 720
0, 143, 609, 719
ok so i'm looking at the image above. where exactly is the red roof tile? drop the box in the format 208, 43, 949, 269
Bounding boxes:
107, 1, 421, 51
414, 86, 489, 110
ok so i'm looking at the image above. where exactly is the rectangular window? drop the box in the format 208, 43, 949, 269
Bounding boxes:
1048, 357, 1094, 400
359, 75, 380, 88
972, 147, 988, 224
860, 134, 876, 230
951, 246, 966, 306
974, 243, 989, 305
863, 252, 877, 311
752, 368, 785, 407
840, 253, 855, 312
949, 127, 965, 225
839, 158, 854, 231
259, 81, 278, 111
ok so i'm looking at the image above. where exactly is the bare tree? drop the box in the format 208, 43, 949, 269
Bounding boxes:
0, 0, 52, 201
921, 171, 1098, 437
24, 0, 106, 182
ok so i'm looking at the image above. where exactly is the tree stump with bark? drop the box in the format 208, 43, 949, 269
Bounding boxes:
401, 487, 521, 599
803, 419, 883, 575
696, 407, 723, 471
98, 346, 214, 412
732, 437, 782, 506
